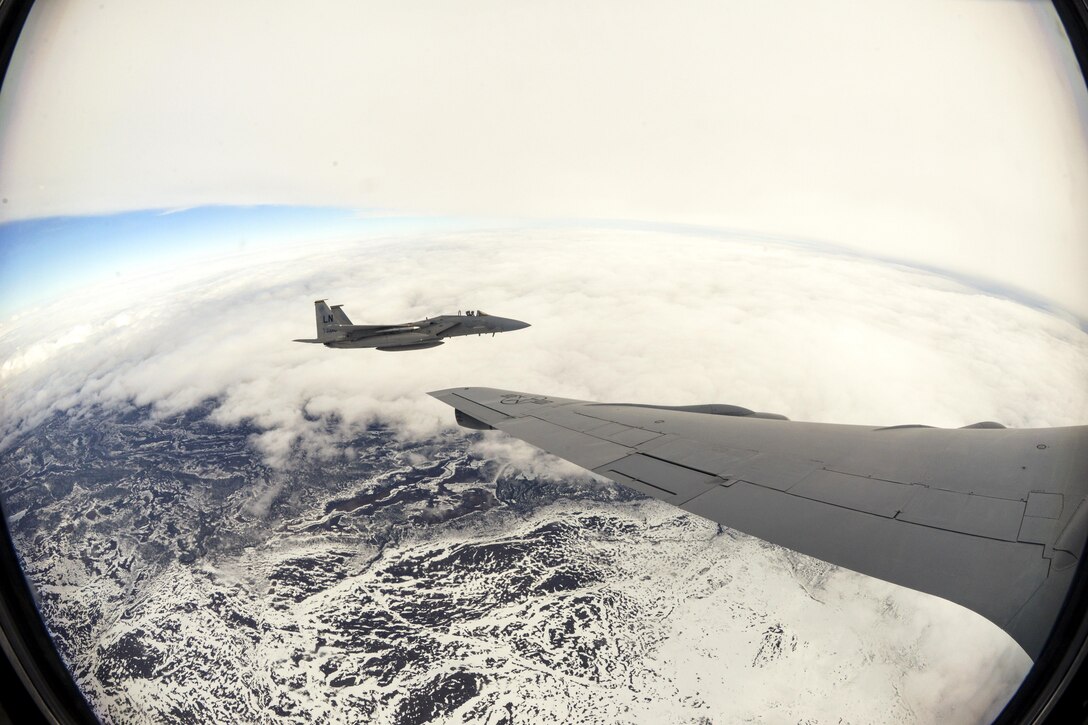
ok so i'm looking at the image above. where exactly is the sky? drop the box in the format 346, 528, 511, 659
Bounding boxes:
0, 1, 1087, 318
0, 206, 458, 314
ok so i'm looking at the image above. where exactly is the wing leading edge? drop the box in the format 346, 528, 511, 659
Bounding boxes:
429, 387, 1088, 660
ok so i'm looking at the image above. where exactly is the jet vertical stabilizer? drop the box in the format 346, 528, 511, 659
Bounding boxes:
330, 305, 353, 325
314, 300, 341, 342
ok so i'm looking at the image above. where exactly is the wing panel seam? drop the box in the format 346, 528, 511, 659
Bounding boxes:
632, 451, 729, 479
724, 477, 1032, 545
822, 466, 1030, 503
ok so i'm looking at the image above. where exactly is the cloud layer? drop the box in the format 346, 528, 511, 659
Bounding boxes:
3, 227, 1086, 468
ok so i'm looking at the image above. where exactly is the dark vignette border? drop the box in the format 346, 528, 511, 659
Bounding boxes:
0, 4, 102, 724
994, 5, 1088, 721
0, 1, 1085, 723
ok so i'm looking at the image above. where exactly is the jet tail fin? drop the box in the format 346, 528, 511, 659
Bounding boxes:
330, 305, 353, 325
314, 300, 342, 342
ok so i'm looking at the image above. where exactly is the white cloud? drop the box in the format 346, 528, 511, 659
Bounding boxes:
1, 1, 1087, 317
2, 227, 1086, 463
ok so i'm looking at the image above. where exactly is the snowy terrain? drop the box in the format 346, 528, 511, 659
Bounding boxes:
0, 403, 1028, 723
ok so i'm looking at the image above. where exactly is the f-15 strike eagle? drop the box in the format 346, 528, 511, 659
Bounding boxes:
430, 386, 1088, 661
294, 300, 529, 351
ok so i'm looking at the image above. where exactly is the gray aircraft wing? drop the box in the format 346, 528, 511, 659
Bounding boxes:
429, 387, 1088, 660
342, 319, 461, 341
338, 324, 421, 341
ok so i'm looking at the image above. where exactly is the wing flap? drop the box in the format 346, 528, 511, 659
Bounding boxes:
896, 487, 1025, 541
596, 454, 725, 503
732, 452, 826, 491
1018, 516, 1059, 545
500, 417, 629, 470
1026, 491, 1063, 519
636, 436, 759, 477
787, 469, 915, 517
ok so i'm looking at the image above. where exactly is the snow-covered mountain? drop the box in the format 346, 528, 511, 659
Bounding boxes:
0, 403, 1027, 723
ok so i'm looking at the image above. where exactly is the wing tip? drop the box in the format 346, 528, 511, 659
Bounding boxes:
428, 387, 465, 399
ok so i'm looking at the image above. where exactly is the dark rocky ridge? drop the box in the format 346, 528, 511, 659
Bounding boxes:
2, 402, 752, 723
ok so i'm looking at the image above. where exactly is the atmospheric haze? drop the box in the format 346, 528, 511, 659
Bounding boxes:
2, 1, 1088, 319
2, 226, 1086, 721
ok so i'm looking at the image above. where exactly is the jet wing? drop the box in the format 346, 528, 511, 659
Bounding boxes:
339, 324, 421, 341
339, 319, 461, 342
429, 387, 1088, 660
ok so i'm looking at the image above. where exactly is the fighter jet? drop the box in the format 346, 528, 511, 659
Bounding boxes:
294, 300, 529, 351
430, 386, 1088, 662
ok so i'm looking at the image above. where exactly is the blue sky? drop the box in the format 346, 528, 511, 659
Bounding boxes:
0, 206, 452, 317
2, 2, 1085, 319
3, 205, 1084, 330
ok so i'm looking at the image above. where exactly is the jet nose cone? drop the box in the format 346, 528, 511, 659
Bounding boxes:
488, 316, 530, 332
